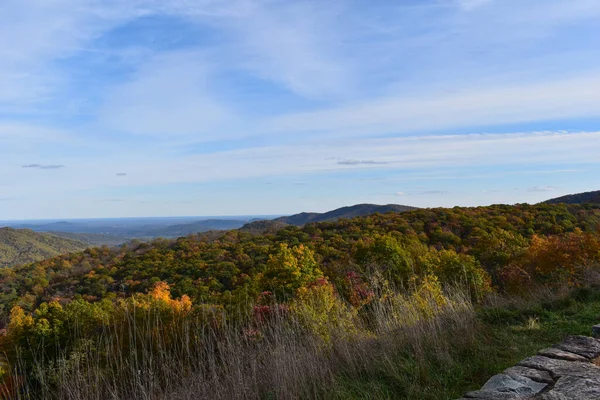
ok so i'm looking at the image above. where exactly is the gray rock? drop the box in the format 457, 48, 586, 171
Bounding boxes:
503, 366, 554, 384
548, 375, 600, 400
538, 347, 589, 362
517, 355, 600, 380
464, 389, 531, 399
552, 335, 600, 359
592, 324, 600, 339
458, 335, 600, 400
482, 373, 548, 395
538, 392, 569, 400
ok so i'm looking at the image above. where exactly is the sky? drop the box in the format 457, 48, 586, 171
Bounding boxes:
1, 0, 600, 219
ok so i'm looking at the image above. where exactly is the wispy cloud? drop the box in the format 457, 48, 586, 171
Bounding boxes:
7, 130, 596, 201
415, 190, 449, 195
337, 159, 389, 166
22, 164, 65, 170
528, 186, 556, 192
456, 0, 494, 11
2, 0, 600, 218
266, 75, 600, 138
98, 51, 233, 138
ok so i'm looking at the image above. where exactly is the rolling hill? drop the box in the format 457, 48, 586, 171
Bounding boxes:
273, 203, 417, 226
543, 190, 600, 205
240, 219, 290, 233
0, 227, 89, 268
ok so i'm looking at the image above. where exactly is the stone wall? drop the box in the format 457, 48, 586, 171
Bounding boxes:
456, 325, 600, 399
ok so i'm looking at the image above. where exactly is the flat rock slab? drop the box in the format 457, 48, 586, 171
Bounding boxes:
538, 393, 569, 400
503, 366, 554, 384
517, 355, 600, 380
482, 373, 548, 395
538, 347, 589, 362
456, 333, 600, 400
548, 375, 600, 399
464, 389, 533, 399
553, 335, 600, 359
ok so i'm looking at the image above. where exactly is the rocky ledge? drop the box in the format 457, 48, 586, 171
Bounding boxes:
456, 325, 600, 400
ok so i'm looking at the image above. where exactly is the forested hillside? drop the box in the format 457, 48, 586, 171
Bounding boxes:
3, 203, 600, 399
0, 228, 88, 268
544, 189, 600, 205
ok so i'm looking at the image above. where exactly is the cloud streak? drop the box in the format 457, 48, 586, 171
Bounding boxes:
22, 164, 65, 170
266, 74, 600, 138
528, 186, 556, 192
337, 159, 389, 166
457, 0, 494, 11
6, 130, 599, 197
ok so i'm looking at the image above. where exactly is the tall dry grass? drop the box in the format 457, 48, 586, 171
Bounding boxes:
5, 285, 477, 400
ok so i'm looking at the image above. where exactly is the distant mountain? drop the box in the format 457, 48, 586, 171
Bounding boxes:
543, 190, 600, 205
274, 212, 321, 226
240, 219, 290, 233
138, 219, 248, 237
8, 218, 252, 239
0, 227, 89, 268
274, 204, 418, 226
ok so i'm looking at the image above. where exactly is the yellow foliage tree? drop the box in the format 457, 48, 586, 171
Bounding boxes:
291, 278, 356, 343
261, 244, 323, 299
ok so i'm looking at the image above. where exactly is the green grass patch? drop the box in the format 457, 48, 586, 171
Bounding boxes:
328, 290, 600, 400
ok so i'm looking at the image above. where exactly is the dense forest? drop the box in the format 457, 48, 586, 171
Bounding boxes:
2, 203, 600, 399
2, 203, 599, 318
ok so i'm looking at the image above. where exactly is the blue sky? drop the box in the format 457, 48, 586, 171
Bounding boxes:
1, 0, 600, 219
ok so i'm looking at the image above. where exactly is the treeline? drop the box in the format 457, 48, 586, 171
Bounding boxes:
2, 203, 600, 398
2, 203, 599, 320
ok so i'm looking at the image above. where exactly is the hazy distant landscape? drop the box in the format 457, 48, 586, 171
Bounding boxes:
0, 215, 277, 238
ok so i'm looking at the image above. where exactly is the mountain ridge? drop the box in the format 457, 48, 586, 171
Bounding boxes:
272, 203, 418, 226
543, 190, 600, 205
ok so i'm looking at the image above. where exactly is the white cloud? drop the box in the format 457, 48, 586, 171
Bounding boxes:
528, 186, 556, 192
3, 130, 599, 196
0, 123, 70, 141
98, 51, 233, 137
0, 0, 143, 111
456, 0, 493, 11
266, 74, 600, 137
222, 1, 351, 98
